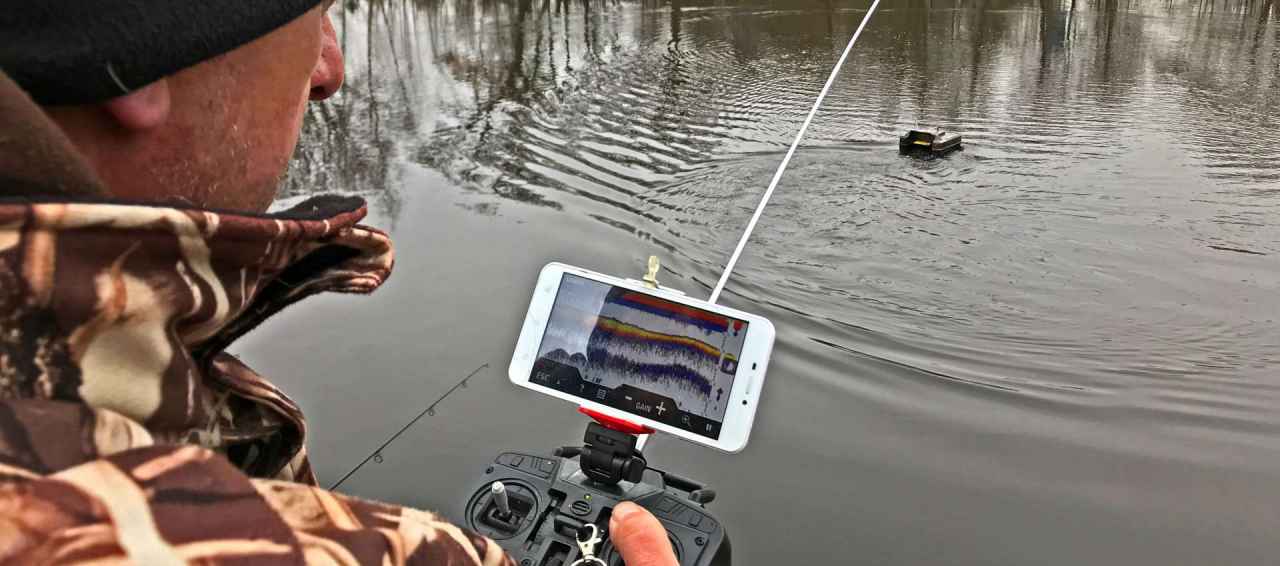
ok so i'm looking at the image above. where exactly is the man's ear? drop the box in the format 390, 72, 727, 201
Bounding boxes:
102, 80, 171, 131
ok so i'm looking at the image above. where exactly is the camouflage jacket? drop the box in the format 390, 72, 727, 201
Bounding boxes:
0, 195, 513, 566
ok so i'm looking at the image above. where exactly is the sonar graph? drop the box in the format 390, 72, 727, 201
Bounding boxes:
537, 275, 747, 422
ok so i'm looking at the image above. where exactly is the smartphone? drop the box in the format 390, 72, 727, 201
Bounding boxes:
509, 262, 775, 453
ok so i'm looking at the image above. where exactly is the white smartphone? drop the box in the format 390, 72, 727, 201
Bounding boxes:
509, 262, 775, 453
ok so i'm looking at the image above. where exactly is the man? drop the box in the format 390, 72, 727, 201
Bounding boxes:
0, 1, 678, 564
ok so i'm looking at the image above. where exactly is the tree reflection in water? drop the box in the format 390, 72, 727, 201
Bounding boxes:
281, 0, 1277, 223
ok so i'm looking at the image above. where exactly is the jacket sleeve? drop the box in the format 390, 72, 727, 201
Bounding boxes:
0, 441, 514, 565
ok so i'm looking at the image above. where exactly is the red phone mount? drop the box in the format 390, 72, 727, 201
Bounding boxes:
569, 407, 654, 486
578, 407, 654, 435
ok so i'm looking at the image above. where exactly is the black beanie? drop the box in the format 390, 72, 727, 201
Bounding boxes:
0, 0, 323, 106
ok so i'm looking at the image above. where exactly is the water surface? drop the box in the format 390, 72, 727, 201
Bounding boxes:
242, 1, 1279, 564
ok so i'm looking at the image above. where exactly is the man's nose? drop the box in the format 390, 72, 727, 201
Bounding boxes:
310, 13, 345, 101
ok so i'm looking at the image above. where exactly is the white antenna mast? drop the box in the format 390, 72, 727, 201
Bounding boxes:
708, 0, 882, 304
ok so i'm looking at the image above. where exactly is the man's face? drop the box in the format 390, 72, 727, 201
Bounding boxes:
46, 2, 344, 212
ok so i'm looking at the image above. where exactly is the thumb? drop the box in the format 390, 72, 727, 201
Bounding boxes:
609, 502, 678, 566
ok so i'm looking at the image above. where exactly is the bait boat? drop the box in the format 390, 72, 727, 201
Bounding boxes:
899, 129, 962, 154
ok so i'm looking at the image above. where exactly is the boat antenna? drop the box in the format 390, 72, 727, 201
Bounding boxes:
329, 363, 490, 490
708, 0, 882, 305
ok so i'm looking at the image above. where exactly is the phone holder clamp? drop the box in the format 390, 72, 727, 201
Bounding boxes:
643, 255, 662, 290
626, 256, 687, 296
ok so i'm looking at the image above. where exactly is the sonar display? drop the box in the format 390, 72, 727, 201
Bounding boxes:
533, 274, 747, 439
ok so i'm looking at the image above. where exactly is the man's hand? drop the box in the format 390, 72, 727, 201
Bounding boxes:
610, 502, 679, 566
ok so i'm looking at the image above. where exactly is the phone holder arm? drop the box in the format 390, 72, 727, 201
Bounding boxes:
577, 407, 655, 486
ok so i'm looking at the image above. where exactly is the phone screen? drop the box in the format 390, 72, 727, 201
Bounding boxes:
531, 274, 749, 439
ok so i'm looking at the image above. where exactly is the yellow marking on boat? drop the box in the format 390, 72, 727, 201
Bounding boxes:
913, 140, 931, 146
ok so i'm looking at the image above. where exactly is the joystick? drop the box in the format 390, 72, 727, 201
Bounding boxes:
491, 482, 512, 518
462, 414, 731, 566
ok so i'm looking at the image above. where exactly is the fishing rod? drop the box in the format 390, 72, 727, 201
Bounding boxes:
708, 0, 882, 305
329, 363, 490, 490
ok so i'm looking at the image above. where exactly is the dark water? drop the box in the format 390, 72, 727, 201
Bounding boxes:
240, 1, 1279, 564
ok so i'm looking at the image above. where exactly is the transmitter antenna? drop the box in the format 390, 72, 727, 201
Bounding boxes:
708, 0, 882, 304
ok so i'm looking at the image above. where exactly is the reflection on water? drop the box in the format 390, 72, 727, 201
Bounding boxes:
288, 0, 1277, 380
269, 1, 1279, 564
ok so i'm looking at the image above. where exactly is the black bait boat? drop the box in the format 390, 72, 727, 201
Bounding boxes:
899, 129, 962, 155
